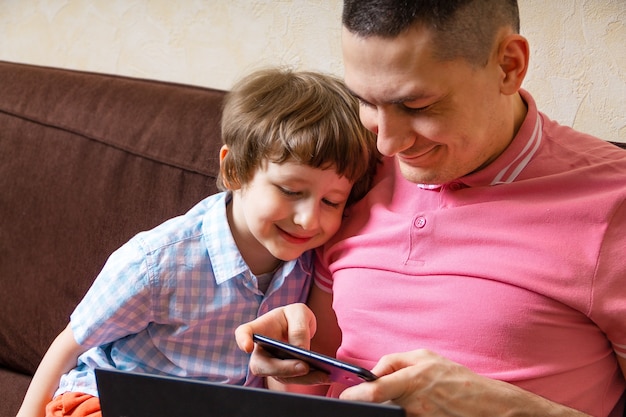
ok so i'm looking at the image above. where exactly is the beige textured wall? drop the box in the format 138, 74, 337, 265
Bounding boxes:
1, 0, 624, 142
520, 0, 625, 142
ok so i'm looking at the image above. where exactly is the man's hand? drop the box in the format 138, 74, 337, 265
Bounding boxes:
339, 349, 591, 417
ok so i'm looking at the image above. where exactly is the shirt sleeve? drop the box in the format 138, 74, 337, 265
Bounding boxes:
70, 235, 155, 347
590, 199, 626, 356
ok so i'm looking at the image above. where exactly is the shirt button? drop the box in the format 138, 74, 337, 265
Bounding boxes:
414, 216, 427, 228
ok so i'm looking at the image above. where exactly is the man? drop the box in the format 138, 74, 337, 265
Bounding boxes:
236, 1, 626, 415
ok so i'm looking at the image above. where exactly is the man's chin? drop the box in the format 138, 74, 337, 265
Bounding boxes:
398, 163, 443, 186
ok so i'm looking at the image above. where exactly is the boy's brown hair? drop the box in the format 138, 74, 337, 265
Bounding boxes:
219, 68, 378, 205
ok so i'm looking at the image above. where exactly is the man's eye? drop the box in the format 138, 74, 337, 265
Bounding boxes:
356, 97, 375, 108
403, 104, 430, 113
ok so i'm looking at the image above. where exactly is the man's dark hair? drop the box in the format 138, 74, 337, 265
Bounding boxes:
342, 0, 520, 66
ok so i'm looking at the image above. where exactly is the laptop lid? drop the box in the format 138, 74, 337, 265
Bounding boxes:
96, 368, 405, 417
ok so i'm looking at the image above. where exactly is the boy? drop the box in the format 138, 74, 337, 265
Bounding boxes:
17, 68, 378, 417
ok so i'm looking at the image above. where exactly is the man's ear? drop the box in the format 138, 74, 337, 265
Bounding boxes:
219, 145, 240, 190
497, 33, 529, 95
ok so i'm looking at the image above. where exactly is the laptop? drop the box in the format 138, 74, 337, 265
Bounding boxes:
96, 368, 406, 417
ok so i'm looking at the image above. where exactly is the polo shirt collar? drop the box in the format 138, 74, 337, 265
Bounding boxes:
461, 89, 543, 188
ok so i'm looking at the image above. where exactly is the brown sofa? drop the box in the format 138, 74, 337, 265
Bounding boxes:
0, 60, 226, 415
1, 60, 625, 416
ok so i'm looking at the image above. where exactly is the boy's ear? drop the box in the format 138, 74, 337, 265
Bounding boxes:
219, 145, 241, 190
497, 33, 529, 95
219, 145, 230, 163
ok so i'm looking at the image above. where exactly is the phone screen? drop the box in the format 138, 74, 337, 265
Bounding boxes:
252, 334, 377, 386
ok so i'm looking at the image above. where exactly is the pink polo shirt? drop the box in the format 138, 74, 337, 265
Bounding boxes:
315, 90, 626, 416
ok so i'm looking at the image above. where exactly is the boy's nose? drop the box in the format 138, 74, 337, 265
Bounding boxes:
293, 201, 320, 231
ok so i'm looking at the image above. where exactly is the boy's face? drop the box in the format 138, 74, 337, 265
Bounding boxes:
229, 159, 353, 272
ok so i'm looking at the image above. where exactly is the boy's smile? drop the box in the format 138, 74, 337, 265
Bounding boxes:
228, 160, 353, 275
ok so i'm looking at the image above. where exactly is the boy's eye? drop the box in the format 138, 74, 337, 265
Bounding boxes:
278, 186, 300, 197
322, 198, 341, 209
277, 185, 344, 209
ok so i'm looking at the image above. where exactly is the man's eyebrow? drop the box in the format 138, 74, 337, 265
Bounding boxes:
387, 91, 436, 104
347, 88, 432, 105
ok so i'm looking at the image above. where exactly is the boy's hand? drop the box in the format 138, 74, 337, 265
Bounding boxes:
235, 303, 324, 381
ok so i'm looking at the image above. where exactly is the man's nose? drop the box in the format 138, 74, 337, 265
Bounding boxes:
371, 109, 415, 157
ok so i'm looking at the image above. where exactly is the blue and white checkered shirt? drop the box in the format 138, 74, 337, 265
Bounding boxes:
55, 192, 312, 397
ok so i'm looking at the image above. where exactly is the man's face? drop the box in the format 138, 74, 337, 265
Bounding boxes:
342, 25, 512, 185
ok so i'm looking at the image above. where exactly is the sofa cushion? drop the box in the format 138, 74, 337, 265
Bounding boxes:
0, 61, 226, 375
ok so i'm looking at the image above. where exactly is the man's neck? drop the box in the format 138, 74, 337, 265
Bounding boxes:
512, 91, 529, 140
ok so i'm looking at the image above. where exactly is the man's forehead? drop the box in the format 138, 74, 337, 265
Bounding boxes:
341, 26, 446, 103
342, 26, 436, 75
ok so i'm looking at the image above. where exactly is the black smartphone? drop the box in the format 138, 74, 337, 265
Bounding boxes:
252, 333, 378, 386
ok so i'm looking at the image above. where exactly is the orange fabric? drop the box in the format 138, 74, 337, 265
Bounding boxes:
45, 392, 101, 417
